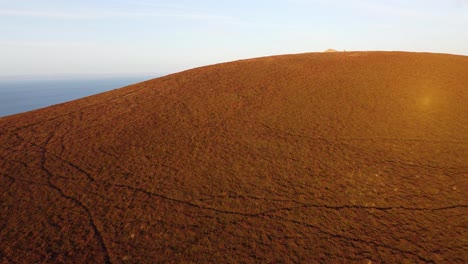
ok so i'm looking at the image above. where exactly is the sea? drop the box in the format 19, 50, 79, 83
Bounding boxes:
0, 76, 154, 117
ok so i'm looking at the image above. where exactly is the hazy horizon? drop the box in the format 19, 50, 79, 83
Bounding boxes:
0, 72, 159, 81
1, 0, 467, 78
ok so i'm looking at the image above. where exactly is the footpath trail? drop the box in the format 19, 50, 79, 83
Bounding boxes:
0, 52, 467, 263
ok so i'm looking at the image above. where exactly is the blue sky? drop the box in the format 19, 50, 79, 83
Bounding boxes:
0, 0, 467, 79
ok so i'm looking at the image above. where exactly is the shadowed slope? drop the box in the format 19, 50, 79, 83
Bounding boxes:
1, 52, 467, 263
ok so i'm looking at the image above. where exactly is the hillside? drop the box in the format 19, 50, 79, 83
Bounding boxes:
0, 51, 467, 263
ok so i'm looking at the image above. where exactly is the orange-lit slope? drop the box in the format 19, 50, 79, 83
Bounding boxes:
1, 52, 467, 263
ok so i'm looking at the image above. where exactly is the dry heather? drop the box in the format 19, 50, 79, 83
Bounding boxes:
0, 51, 467, 263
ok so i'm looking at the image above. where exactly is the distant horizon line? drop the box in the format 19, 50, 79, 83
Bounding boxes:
0, 72, 165, 82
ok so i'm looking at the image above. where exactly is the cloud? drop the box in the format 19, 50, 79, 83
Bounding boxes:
0, 41, 94, 47
0, 8, 235, 22
0, 9, 90, 19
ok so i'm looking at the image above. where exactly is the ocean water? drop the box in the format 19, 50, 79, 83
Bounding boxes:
0, 77, 152, 117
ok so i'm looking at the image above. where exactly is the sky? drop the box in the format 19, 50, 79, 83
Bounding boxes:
0, 0, 467, 79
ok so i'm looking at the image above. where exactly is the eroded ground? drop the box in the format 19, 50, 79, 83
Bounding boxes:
1, 52, 467, 263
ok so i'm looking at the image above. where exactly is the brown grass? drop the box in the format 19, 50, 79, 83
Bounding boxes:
0, 51, 467, 263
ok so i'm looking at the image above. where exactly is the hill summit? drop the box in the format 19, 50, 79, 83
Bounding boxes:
0, 51, 467, 263
324, 48, 338, 52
